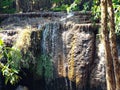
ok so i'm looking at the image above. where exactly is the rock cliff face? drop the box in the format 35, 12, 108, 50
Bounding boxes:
41, 22, 96, 90
0, 12, 107, 90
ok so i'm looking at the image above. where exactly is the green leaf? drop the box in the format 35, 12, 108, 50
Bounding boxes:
0, 39, 4, 46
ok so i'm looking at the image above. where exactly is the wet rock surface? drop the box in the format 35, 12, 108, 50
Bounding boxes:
90, 38, 106, 90
0, 12, 107, 90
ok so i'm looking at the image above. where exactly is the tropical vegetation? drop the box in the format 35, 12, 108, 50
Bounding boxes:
0, 1, 120, 90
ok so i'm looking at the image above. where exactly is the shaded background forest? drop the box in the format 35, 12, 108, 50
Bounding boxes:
0, 0, 93, 13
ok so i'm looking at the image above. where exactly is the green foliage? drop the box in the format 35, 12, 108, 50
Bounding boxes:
0, 0, 16, 13
52, 0, 62, 3
0, 28, 3, 31
0, 33, 51, 86
82, 2, 91, 12
113, 0, 120, 35
52, 4, 69, 11
35, 55, 53, 79
1, 64, 20, 85
91, 0, 120, 35
51, 0, 80, 13
52, 3, 79, 12
67, 2, 77, 13
66, 0, 82, 13
91, 0, 100, 21
0, 39, 21, 85
21, 51, 35, 69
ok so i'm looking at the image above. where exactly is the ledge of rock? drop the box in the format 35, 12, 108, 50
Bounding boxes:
0, 12, 105, 90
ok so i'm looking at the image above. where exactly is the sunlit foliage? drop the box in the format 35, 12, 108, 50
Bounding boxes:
0, 39, 21, 85
91, 0, 120, 35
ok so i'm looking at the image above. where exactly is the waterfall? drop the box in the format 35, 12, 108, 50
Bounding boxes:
41, 21, 96, 90
42, 23, 50, 54
0, 12, 107, 90
60, 12, 74, 21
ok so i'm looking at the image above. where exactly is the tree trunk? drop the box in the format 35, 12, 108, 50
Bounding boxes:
16, 0, 20, 12
107, 0, 120, 90
100, 0, 116, 90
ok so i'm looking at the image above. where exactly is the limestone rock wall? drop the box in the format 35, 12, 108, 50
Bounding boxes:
41, 22, 96, 90
0, 12, 107, 90
90, 38, 106, 90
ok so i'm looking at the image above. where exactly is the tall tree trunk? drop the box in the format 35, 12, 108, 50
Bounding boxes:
16, 0, 20, 12
107, 0, 120, 90
100, 0, 116, 90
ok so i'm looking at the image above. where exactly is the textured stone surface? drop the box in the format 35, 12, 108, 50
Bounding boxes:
90, 39, 106, 90
41, 23, 96, 90
0, 12, 108, 90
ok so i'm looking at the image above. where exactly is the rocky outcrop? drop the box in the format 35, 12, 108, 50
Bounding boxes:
41, 22, 96, 90
90, 38, 106, 90
0, 12, 107, 90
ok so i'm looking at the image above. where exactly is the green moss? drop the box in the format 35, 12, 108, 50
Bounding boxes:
0, 25, 54, 84
35, 55, 53, 80
14, 28, 32, 53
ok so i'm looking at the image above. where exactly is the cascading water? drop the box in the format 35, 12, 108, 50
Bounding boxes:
0, 12, 108, 90
60, 12, 74, 21
41, 19, 96, 90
